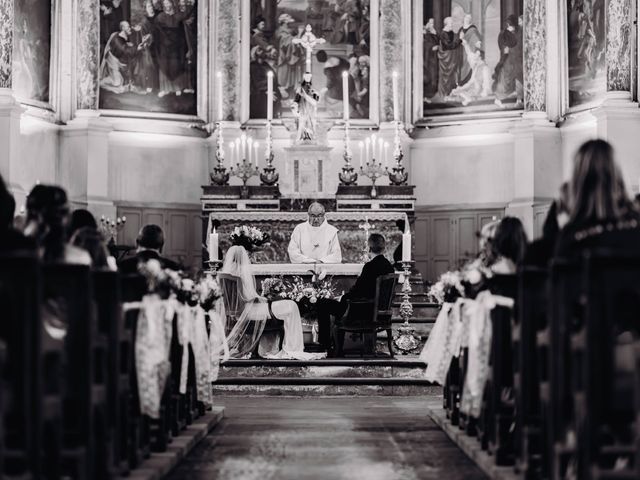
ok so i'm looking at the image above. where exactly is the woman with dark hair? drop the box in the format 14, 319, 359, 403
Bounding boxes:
24, 185, 91, 265
70, 227, 114, 270
69, 209, 98, 239
0, 174, 35, 252
555, 140, 640, 256
490, 216, 528, 274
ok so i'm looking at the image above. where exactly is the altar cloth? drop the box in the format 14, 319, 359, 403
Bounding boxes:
250, 263, 364, 276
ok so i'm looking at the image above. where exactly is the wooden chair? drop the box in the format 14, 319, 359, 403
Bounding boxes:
218, 273, 284, 357
335, 273, 397, 358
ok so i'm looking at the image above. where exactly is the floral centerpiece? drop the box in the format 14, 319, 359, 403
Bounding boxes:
281, 270, 337, 315
229, 225, 270, 252
261, 277, 285, 301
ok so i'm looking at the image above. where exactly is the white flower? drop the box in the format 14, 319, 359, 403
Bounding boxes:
310, 296, 317, 304
318, 270, 327, 281
465, 269, 482, 285
145, 258, 162, 275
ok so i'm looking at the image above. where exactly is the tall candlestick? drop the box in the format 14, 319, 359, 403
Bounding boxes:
402, 226, 411, 262
371, 134, 377, 160
241, 134, 247, 161
247, 137, 253, 165
364, 137, 370, 163
359, 141, 364, 167
235, 138, 241, 162
392, 71, 399, 122
267, 71, 274, 120
253, 141, 259, 167
342, 71, 349, 121
229, 141, 235, 164
209, 227, 219, 261
377, 138, 384, 165
217, 71, 223, 121
384, 141, 390, 168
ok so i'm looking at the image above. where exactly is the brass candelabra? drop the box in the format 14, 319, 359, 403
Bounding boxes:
339, 120, 358, 186
210, 121, 230, 186
360, 158, 388, 198
388, 120, 408, 186
260, 119, 279, 186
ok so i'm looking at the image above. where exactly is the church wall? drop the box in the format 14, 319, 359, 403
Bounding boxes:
409, 130, 515, 207
108, 132, 209, 206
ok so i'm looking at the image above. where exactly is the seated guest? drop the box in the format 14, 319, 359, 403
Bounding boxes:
24, 184, 91, 265
118, 224, 180, 274
68, 208, 98, 239
0, 174, 35, 252
525, 183, 570, 267
71, 226, 117, 270
490, 216, 528, 275
288, 202, 342, 264
316, 233, 394, 354
555, 140, 640, 257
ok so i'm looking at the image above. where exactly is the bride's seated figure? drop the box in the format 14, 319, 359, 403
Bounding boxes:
220, 244, 325, 359
287, 202, 342, 264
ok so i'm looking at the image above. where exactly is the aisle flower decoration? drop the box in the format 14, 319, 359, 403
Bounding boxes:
229, 225, 270, 252
427, 270, 465, 304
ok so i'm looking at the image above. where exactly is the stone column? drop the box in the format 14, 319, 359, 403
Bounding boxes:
379, 0, 405, 124
59, 111, 115, 218
593, 0, 640, 191
217, 0, 240, 122
0, 0, 23, 189
507, 0, 562, 238
76, 0, 100, 111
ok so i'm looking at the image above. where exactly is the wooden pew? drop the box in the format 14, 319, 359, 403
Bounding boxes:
0, 339, 6, 475
42, 264, 111, 480
481, 274, 517, 466
0, 254, 65, 477
514, 266, 547, 478
540, 259, 581, 480
572, 251, 640, 479
93, 270, 132, 476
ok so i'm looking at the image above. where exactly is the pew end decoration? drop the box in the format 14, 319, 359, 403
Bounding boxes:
229, 225, 270, 252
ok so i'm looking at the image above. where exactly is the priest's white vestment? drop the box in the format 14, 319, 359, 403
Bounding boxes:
287, 220, 342, 263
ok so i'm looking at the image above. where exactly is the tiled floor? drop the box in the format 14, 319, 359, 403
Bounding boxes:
166, 396, 487, 480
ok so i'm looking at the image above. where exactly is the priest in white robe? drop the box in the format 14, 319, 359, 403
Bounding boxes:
288, 202, 342, 263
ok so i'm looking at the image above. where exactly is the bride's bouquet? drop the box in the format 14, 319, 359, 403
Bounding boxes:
229, 225, 270, 252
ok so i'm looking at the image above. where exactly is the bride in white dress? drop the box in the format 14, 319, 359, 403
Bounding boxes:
220, 245, 325, 360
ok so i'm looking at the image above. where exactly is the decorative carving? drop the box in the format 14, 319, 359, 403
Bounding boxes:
0, 0, 13, 88
606, 0, 632, 92
524, 0, 546, 112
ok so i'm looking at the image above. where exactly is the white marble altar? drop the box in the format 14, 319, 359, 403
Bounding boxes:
251, 263, 363, 276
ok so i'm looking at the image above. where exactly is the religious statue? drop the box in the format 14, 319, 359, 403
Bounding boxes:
289, 25, 326, 144
291, 74, 320, 142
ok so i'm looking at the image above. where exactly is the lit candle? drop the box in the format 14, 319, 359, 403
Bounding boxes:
247, 136, 253, 165
342, 71, 349, 121
267, 71, 274, 120
402, 226, 411, 262
392, 71, 399, 122
209, 227, 219, 261
235, 138, 241, 163
384, 141, 390, 168
241, 133, 247, 161
377, 138, 384, 165
358, 141, 364, 167
217, 71, 223, 121
253, 141, 259, 167
229, 141, 235, 164
371, 134, 377, 160
364, 137, 370, 163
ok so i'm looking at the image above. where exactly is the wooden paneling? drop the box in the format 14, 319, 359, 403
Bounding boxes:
116, 205, 202, 271
415, 208, 504, 282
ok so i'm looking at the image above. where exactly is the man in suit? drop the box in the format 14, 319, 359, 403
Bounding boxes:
118, 224, 180, 274
316, 233, 394, 355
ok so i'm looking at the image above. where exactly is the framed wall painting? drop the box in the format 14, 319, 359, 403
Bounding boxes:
12, 0, 53, 110
565, 0, 606, 111
415, 0, 524, 121
98, 0, 209, 119
243, 0, 379, 125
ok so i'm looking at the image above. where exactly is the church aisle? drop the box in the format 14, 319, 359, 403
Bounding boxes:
165, 396, 487, 480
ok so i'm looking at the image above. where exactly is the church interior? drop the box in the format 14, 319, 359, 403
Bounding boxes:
1, 0, 640, 478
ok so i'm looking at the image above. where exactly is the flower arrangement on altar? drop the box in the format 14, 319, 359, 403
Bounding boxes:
261, 277, 286, 301
138, 259, 222, 309
261, 270, 337, 314
229, 225, 270, 252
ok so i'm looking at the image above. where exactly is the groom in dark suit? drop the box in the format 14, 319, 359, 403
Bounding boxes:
316, 233, 394, 354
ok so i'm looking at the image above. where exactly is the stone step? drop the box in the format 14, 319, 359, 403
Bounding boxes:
214, 357, 435, 396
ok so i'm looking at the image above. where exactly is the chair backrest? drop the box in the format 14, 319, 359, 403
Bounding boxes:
372, 273, 397, 324
218, 273, 246, 322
